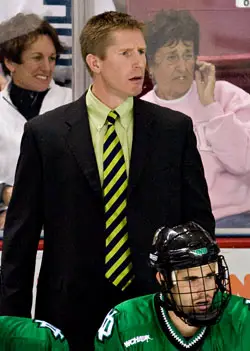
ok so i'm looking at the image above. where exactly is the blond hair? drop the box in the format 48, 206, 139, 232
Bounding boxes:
79, 11, 144, 75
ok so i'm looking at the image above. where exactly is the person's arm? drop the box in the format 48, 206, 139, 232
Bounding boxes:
33, 319, 70, 350
240, 300, 250, 349
0, 121, 43, 317
195, 61, 250, 175
0, 317, 70, 350
0, 211, 6, 230
0, 74, 7, 91
205, 85, 250, 175
0, 183, 5, 203
182, 117, 215, 236
1, 184, 13, 206
0, 184, 8, 209
94, 309, 125, 350
0, 184, 13, 230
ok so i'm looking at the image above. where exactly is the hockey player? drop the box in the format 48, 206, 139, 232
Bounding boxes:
0, 316, 69, 350
95, 222, 250, 350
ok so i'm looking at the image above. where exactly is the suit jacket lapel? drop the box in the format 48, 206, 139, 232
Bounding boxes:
128, 98, 154, 199
64, 94, 102, 199
64, 95, 154, 200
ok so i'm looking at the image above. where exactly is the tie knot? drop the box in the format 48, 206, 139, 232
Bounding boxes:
107, 110, 119, 125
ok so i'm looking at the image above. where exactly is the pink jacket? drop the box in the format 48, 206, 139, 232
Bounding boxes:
141, 81, 250, 220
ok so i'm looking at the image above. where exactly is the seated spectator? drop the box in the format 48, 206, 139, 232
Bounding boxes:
94, 222, 250, 350
0, 13, 72, 228
141, 10, 250, 228
0, 315, 69, 350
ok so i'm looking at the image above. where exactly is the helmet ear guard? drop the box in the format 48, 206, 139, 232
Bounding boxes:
171, 271, 177, 285
149, 221, 232, 327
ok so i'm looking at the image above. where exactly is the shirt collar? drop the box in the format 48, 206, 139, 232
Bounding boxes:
153, 82, 194, 104
86, 85, 133, 129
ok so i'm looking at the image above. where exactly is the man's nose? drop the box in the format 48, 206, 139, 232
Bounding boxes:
133, 52, 146, 69
192, 279, 206, 293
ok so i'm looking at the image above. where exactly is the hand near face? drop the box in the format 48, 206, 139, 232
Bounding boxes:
195, 61, 216, 106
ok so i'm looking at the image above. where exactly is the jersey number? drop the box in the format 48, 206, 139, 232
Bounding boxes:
35, 319, 65, 341
98, 309, 117, 342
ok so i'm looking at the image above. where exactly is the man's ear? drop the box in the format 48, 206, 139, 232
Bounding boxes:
4, 58, 16, 74
85, 54, 102, 75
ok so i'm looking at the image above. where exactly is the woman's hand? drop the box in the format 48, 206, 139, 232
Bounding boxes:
195, 60, 216, 106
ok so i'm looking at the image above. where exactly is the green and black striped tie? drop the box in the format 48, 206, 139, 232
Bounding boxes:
103, 110, 134, 291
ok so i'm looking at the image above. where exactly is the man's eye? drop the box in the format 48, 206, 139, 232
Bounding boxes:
139, 49, 146, 55
189, 277, 197, 282
184, 277, 197, 282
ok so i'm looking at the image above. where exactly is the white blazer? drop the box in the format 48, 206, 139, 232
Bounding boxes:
0, 80, 72, 185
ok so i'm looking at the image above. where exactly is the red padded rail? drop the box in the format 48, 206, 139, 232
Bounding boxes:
1, 238, 250, 250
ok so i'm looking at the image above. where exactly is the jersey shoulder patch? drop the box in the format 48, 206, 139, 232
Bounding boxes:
97, 309, 118, 342
34, 319, 66, 341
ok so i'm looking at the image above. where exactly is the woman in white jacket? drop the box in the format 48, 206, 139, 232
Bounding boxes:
0, 13, 72, 228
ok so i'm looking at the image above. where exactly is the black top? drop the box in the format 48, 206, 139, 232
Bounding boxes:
9, 81, 49, 120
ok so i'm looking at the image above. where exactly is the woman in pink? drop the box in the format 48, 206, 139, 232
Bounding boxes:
141, 9, 250, 228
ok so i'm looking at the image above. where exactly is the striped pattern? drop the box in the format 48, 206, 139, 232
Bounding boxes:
103, 110, 134, 291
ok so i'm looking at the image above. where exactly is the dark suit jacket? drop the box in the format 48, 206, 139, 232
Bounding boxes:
0, 95, 214, 349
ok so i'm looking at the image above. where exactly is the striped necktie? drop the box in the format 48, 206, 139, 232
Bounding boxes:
103, 110, 134, 291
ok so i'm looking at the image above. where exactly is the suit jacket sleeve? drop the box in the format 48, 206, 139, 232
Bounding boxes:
181, 117, 215, 236
0, 122, 43, 317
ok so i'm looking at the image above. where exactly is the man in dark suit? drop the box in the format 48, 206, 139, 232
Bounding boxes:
0, 11, 215, 350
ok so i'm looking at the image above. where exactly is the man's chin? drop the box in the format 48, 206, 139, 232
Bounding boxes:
131, 87, 143, 96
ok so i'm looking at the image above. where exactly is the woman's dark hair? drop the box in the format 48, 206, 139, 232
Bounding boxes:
0, 13, 65, 75
144, 9, 200, 66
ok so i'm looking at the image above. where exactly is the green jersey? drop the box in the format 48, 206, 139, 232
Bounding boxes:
0, 316, 69, 350
95, 293, 250, 350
